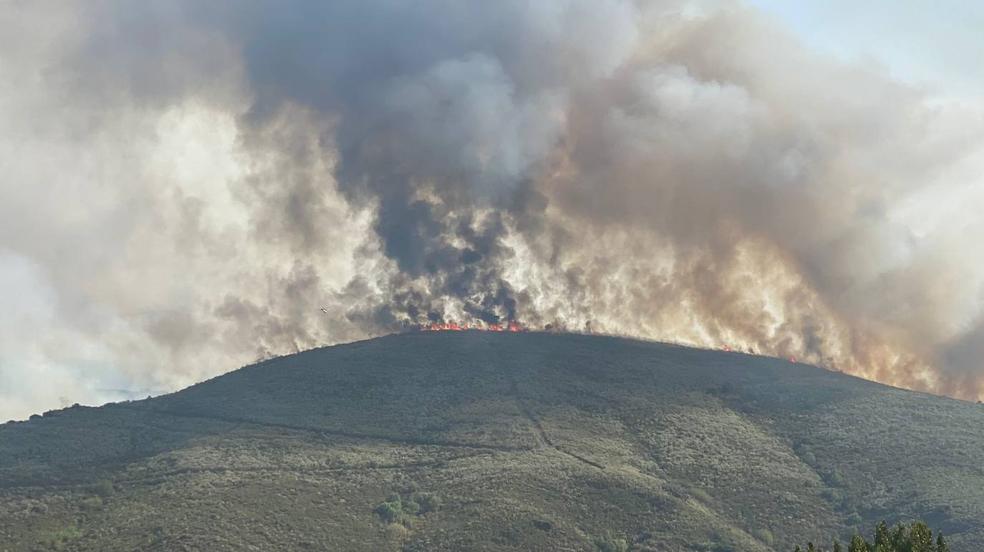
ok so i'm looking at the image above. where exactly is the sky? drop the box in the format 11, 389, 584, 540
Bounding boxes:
1, 0, 983, 422
746, 0, 984, 98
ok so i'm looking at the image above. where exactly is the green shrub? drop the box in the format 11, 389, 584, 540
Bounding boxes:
823, 469, 845, 487
374, 490, 441, 524
91, 479, 115, 498
374, 500, 403, 524
820, 488, 844, 504
414, 492, 441, 514
593, 533, 630, 552
39, 524, 82, 551
402, 497, 420, 515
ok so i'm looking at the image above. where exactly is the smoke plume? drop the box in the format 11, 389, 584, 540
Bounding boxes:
2, 1, 983, 420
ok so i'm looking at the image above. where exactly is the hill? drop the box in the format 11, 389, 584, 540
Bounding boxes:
2, 332, 983, 551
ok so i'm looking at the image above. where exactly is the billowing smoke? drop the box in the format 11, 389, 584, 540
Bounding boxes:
2, 1, 983, 420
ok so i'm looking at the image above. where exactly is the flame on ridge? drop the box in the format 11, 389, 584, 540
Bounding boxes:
421, 320, 525, 332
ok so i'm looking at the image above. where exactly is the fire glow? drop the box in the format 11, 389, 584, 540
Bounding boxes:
421, 321, 525, 332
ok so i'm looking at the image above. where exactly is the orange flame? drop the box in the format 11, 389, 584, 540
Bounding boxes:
420, 320, 525, 332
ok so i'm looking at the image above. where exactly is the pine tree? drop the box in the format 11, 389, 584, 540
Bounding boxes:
889, 523, 910, 551
910, 521, 934, 552
833, 541, 843, 552
874, 522, 891, 547
935, 533, 949, 552
848, 534, 871, 552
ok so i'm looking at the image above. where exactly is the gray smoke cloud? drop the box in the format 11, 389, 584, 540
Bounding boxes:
2, 0, 983, 420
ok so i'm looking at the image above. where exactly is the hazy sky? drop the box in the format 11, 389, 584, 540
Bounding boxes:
1, 0, 983, 422
747, 0, 984, 97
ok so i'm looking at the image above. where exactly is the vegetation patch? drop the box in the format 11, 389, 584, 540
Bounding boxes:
38, 523, 82, 551
374, 490, 441, 526
789, 520, 949, 552
593, 533, 630, 552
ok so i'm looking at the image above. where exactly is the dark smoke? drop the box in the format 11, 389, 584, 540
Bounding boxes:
2, 1, 984, 420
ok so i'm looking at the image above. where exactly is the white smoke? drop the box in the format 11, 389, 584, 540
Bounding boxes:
1, 1, 983, 421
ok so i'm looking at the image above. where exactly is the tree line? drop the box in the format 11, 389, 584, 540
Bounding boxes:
792, 521, 949, 552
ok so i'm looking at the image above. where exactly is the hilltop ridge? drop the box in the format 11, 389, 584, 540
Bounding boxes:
2, 332, 983, 551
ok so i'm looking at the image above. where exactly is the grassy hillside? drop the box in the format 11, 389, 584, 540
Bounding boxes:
2, 332, 982, 551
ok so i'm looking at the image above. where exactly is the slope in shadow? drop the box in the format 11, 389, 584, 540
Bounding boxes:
1, 331, 983, 551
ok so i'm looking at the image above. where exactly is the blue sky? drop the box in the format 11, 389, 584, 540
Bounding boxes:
745, 0, 984, 98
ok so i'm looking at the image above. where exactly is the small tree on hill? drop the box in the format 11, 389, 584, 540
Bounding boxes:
849, 534, 870, 552
874, 521, 891, 548
909, 522, 934, 552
